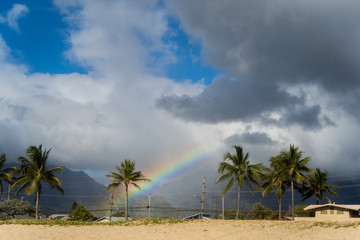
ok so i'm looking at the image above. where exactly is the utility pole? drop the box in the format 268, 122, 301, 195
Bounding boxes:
109, 187, 114, 221
201, 177, 205, 219
213, 196, 218, 219
148, 192, 151, 218
222, 195, 224, 220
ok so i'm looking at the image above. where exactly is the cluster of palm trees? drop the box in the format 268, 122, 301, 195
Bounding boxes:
1, 143, 338, 222
215, 145, 338, 220
0, 145, 64, 219
1, 144, 151, 221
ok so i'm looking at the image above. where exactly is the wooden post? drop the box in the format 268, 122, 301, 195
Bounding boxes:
148, 192, 151, 218
201, 177, 205, 219
213, 196, 218, 219
222, 195, 225, 220
110, 187, 114, 221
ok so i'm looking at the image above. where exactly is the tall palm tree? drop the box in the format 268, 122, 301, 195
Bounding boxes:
0, 153, 10, 199
12, 145, 64, 219
262, 165, 290, 220
271, 144, 311, 220
215, 145, 264, 220
301, 168, 338, 204
106, 159, 151, 220
0, 153, 17, 200
3, 167, 16, 200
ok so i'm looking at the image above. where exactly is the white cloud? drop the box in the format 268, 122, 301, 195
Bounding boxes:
1, 0, 359, 191
0, 4, 29, 32
0, 1, 217, 181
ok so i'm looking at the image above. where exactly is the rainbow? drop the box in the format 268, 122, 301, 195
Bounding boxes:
126, 146, 217, 201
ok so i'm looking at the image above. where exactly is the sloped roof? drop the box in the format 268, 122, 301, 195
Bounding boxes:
304, 204, 360, 211
95, 216, 131, 222
183, 213, 211, 219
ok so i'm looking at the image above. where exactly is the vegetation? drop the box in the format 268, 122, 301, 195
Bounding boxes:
11, 144, 65, 219
301, 168, 338, 204
262, 163, 289, 220
0, 217, 191, 226
0, 153, 15, 200
72, 205, 94, 221
293, 205, 315, 217
0, 199, 35, 219
223, 209, 244, 220
269, 145, 311, 220
215, 145, 264, 220
248, 202, 274, 220
0, 142, 341, 222
71, 201, 79, 211
312, 221, 360, 228
106, 159, 151, 220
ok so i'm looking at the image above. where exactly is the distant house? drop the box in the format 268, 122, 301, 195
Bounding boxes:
183, 213, 211, 220
94, 216, 132, 222
11, 213, 47, 220
47, 214, 70, 221
304, 203, 360, 220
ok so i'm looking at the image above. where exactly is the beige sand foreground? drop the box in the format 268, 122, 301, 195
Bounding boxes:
1, 220, 359, 240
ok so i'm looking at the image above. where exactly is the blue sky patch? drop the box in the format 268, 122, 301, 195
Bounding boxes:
163, 16, 218, 85
0, 1, 87, 74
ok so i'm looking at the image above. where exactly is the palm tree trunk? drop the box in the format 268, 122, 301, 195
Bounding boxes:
236, 185, 240, 220
279, 198, 282, 221
36, 189, 39, 220
125, 184, 128, 221
325, 195, 332, 204
5, 183, 10, 219
7, 183, 10, 200
291, 180, 294, 221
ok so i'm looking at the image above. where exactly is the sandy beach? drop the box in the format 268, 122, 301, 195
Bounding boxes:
1, 220, 359, 240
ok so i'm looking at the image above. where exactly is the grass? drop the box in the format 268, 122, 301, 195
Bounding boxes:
0, 217, 192, 227
313, 221, 360, 228
2, 218, 360, 228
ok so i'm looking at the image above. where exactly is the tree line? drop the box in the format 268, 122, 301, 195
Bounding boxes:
0, 144, 337, 221
0, 145, 151, 221
215, 145, 338, 221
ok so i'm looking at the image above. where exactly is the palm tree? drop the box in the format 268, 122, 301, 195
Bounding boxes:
106, 159, 151, 220
11, 145, 64, 219
0, 153, 9, 199
271, 144, 311, 220
262, 165, 289, 220
215, 145, 264, 220
3, 167, 16, 200
301, 168, 338, 204
0, 153, 16, 200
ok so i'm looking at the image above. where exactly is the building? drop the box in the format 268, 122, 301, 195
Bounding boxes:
304, 203, 360, 220
47, 214, 70, 221
183, 213, 211, 220
94, 216, 132, 222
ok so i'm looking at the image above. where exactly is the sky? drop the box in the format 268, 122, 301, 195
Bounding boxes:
0, 0, 360, 192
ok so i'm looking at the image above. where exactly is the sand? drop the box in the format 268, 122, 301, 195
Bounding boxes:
1, 220, 359, 240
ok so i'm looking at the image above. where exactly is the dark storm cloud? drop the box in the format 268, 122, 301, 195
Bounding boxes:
157, 75, 324, 127
157, 76, 295, 122
281, 105, 335, 130
225, 132, 276, 146
159, 0, 360, 127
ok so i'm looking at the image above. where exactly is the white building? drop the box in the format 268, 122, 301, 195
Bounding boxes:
304, 203, 360, 220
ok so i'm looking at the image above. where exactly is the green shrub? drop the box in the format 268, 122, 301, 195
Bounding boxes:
248, 203, 274, 220
72, 205, 94, 221
223, 209, 245, 220
0, 200, 35, 218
